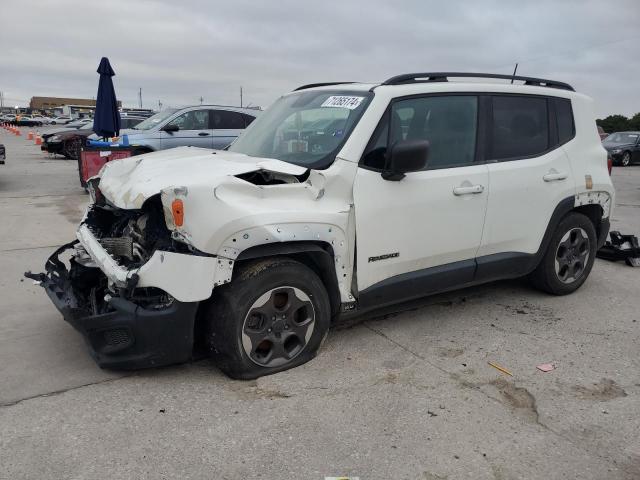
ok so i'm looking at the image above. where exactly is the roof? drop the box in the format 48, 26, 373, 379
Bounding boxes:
293, 72, 576, 95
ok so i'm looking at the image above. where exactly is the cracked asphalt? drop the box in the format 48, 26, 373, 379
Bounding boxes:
1, 127, 639, 479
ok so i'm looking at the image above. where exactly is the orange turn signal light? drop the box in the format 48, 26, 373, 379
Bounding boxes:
171, 199, 184, 227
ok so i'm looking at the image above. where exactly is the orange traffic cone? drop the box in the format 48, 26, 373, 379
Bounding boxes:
28, 131, 34, 140
35, 134, 42, 145
15, 128, 21, 136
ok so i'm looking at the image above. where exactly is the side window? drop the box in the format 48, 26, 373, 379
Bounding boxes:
212, 110, 246, 129
167, 110, 209, 130
490, 96, 549, 160
555, 98, 575, 145
241, 113, 256, 127
362, 95, 478, 170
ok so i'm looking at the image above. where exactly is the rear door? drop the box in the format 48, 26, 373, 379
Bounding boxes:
159, 109, 213, 149
477, 95, 576, 265
211, 110, 246, 149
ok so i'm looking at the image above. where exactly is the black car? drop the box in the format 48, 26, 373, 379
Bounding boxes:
0, 143, 5, 164
42, 116, 145, 159
602, 131, 640, 166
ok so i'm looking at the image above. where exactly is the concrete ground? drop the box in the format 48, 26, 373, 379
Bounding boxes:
1, 126, 639, 480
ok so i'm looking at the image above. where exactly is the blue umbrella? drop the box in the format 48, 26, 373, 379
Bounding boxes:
93, 57, 121, 139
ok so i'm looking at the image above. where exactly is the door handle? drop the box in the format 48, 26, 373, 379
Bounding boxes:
453, 184, 484, 196
543, 171, 568, 182
198, 132, 210, 136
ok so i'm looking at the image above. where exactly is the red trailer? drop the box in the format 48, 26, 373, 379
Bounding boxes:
78, 145, 132, 188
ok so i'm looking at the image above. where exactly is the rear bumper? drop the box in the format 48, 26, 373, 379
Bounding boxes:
29, 241, 199, 370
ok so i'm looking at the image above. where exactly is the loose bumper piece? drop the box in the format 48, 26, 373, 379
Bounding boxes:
596, 231, 640, 267
25, 241, 199, 369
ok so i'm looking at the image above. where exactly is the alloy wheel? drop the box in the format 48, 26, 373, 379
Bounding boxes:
241, 286, 315, 367
622, 152, 631, 166
554, 227, 590, 284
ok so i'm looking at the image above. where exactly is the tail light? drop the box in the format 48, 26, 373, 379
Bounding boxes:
607, 154, 613, 175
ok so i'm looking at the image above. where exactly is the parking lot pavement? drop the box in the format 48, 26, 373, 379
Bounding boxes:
1, 127, 639, 480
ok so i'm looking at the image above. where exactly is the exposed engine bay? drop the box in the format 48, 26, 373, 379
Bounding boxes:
57, 194, 200, 315
84, 194, 190, 268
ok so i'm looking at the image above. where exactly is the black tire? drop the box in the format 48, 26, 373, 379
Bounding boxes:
530, 212, 597, 295
204, 257, 331, 379
621, 151, 631, 167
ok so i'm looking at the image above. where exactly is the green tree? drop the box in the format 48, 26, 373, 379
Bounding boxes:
628, 112, 640, 131
596, 114, 630, 133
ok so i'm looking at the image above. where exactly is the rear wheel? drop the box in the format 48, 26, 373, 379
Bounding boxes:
204, 257, 331, 379
530, 212, 597, 295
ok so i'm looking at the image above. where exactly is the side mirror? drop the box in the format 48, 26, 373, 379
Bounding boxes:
162, 123, 179, 133
382, 139, 429, 181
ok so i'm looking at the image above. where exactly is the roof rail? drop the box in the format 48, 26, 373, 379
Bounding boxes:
381, 72, 574, 91
293, 82, 356, 91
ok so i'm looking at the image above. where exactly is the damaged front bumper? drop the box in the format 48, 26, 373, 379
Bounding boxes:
26, 241, 199, 369
77, 223, 221, 303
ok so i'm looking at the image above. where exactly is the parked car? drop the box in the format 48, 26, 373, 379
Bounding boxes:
42, 119, 95, 155
43, 116, 145, 160
1, 114, 16, 123
42, 127, 94, 159
50, 116, 72, 125
602, 131, 640, 166
0, 144, 5, 165
30, 115, 51, 125
89, 105, 258, 154
14, 115, 45, 127
28, 72, 614, 379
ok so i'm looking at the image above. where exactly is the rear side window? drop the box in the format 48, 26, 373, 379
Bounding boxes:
212, 110, 246, 129
555, 98, 575, 145
490, 96, 549, 160
241, 113, 256, 127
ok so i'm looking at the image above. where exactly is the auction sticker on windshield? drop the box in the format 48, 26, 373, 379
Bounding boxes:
321, 96, 364, 110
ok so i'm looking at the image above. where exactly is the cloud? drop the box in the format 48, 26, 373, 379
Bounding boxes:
0, 0, 639, 116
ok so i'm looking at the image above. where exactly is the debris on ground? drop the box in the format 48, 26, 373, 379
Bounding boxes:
596, 231, 640, 267
536, 363, 555, 372
488, 361, 513, 376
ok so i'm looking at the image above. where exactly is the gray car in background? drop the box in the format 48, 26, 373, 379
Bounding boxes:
102, 105, 259, 154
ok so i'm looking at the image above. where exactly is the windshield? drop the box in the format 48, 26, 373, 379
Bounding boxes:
604, 132, 639, 144
228, 90, 372, 168
132, 108, 179, 130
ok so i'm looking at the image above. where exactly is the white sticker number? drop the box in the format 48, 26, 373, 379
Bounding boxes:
321, 96, 364, 110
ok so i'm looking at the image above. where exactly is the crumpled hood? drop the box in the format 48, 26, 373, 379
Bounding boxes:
98, 146, 308, 209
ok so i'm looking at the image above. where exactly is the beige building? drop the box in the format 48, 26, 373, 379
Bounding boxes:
29, 96, 121, 110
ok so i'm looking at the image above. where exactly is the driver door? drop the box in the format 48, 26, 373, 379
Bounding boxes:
353, 94, 489, 306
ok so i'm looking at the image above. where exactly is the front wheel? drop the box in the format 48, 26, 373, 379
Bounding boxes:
621, 151, 631, 167
204, 257, 331, 379
530, 212, 597, 295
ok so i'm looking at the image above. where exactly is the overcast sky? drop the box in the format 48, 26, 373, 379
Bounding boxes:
1, 0, 639, 117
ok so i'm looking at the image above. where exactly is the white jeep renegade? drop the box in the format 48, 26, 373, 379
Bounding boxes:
29, 72, 614, 378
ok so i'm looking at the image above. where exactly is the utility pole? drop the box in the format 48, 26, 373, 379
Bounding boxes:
199, 96, 203, 105
138, 88, 142, 108
0, 91, 3, 109
240, 87, 243, 108
158, 100, 162, 111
